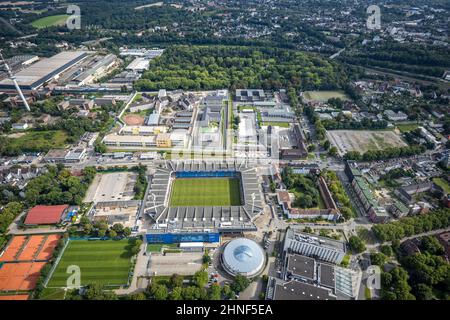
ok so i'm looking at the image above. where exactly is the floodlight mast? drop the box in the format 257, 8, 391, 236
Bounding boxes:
0, 49, 31, 112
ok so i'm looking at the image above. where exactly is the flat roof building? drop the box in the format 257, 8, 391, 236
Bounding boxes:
126, 57, 150, 72
0, 51, 88, 91
267, 278, 336, 300
283, 228, 346, 264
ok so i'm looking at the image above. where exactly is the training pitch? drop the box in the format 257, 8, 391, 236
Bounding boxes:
169, 178, 242, 207
303, 90, 349, 102
47, 239, 133, 288
31, 15, 69, 29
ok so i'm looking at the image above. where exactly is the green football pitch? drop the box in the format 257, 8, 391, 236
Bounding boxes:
47, 239, 133, 288
169, 178, 242, 206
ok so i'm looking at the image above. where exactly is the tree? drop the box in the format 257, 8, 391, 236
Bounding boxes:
202, 253, 212, 264
123, 227, 131, 237
231, 275, 250, 293
323, 140, 331, 150
414, 283, 435, 300
131, 239, 142, 255
348, 236, 366, 253
112, 223, 124, 234
209, 283, 221, 300
98, 229, 107, 237
329, 146, 338, 156
108, 229, 117, 238
169, 274, 184, 289
84, 283, 117, 300
149, 283, 168, 300
193, 270, 209, 288
380, 245, 393, 257
169, 286, 183, 300
83, 223, 93, 236
222, 284, 235, 300
381, 267, 415, 300
370, 252, 386, 266
129, 292, 146, 300
420, 236, 444, 255
182, 286, 201, 300
303, 226, 313, 234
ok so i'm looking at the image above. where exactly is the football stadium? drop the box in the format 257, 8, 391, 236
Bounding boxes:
144, 161, 263, 243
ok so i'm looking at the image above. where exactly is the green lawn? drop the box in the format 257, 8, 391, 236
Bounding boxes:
261, 122, 290, 128
169, 178, 242, 206
47, 239, 134, 288
433, 178, 450, 194
146, 243, 179, 253
39, 287, 66, 300
5, 130, 69, 154
31, 15, 69, 29
395, 123, 419, 133
303, 90, 350, 102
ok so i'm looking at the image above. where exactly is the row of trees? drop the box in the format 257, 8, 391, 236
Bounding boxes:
0, 202, 23, 249
321, 118, 388, 131
73, 216, 133, 240
322, 170, 354, 220
147, 272, 250, 301
133, 165, 148, 200
344, 145, 426, 162
304, 106, 326, 140
372, 208, 450, 242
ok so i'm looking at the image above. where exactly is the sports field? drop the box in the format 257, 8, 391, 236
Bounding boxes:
47, 239, 133, 288
303, 90, 349, 102
169, 178, 242, 206
31, 15, 69, 29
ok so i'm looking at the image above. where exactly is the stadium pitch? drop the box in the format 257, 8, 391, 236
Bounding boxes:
169, 178, 242, 207
47, 239, 133, 288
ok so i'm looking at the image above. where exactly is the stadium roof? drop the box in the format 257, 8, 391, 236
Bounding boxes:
24, 205, 68, 225
144, 161, 262, 232
222, 238, 265, 277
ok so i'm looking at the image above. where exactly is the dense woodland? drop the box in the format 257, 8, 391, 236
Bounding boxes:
24, 165, 96, 207
134, 45, 354, 91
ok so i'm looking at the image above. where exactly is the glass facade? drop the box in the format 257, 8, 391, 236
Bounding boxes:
146, 231, 220, 244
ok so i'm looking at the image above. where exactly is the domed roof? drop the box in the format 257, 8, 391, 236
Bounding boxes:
222, 238, 265, 277
234, 245, 254, 262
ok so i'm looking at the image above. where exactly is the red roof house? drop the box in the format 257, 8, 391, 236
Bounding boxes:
24, 205, 68, 225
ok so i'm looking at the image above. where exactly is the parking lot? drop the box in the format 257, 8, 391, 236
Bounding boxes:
84, 172, 137, 203
148, 252, 203, 276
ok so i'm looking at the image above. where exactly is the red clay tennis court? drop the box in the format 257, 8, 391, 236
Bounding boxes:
0, 295, 29, 300
0, 234, 61, 262
0, 236, 26, 262
17, 235, 46, 261
36, 235, 61, 261
0, 262, 45, 291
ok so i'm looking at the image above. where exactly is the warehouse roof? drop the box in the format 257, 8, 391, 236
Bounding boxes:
0, 51, 88, 90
